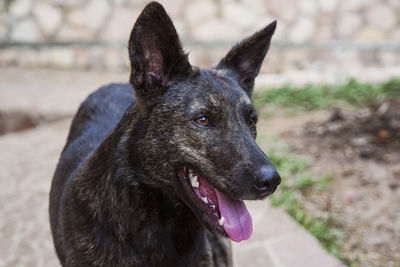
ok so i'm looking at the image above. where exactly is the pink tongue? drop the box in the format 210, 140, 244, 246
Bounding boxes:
216, 191, 253, 242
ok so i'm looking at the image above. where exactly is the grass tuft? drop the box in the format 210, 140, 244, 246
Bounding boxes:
253, 77, 400, 112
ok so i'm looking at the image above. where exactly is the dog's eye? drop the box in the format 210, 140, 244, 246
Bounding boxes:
248, 118, 256, 128
194, 116, 211, 127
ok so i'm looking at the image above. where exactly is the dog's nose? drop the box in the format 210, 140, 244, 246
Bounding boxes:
254, 165, 281, 194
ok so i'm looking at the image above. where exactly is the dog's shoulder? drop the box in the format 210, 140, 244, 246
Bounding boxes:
79, 83, 134, 124
52, 83, 135, 207
50, 83, 135, 257
84, 83, 134, 109
65, 83, 134, 143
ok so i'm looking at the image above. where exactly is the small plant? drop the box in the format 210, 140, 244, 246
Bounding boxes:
295, 174, 315, 188
316, 174, 334, 192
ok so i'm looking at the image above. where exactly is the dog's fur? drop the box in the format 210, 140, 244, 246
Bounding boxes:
50, 2, 278, 266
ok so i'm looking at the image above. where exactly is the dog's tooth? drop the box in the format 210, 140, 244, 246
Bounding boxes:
210, 204, 215, 210
187, 168, 199, 188
189, 173, 198, 181
219, 217, 225, 226
201, 196, 208, 204
192, 181, 199, 188
190, 179, 199, 188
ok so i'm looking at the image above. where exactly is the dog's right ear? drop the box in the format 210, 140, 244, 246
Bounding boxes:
128, 2, 192, 103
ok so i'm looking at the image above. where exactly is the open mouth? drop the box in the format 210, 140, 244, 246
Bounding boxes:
178, 167, 253, 242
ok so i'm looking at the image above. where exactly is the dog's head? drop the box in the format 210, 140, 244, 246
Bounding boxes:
128, 2, 280, 242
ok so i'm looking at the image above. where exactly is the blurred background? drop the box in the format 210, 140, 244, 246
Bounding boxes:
0, 0, 399, 267
0, 0, 399, 75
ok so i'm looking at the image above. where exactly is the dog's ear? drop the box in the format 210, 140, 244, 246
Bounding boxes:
216, 21, 276, 97
128, 2, 192, 102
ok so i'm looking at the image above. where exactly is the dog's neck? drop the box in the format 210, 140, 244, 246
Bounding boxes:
73, 109, 212, 266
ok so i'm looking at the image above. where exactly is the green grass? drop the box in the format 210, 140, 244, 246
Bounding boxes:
257, 135, 350, 264
253, 77, 400, 112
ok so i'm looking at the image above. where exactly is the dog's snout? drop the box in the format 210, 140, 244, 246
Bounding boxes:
254, 165, 281, 194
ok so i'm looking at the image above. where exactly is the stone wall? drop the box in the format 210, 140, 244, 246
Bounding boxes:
0, 0, 399, 73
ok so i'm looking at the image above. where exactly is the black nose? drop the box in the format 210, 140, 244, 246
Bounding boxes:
254, 165, 281, 194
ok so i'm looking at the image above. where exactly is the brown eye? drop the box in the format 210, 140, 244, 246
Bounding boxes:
248, 119, 256, 128
194, 116, 210, 127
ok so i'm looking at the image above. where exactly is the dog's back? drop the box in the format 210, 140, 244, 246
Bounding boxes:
49, 83, 134, 261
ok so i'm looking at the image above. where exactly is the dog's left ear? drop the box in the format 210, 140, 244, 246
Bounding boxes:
217, 21, 276, 97
128, 2, 192, 103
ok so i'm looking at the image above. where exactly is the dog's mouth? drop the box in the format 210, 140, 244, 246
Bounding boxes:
178, 167, 252, 242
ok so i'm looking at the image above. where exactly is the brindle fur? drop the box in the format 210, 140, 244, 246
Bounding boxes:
49, 2, 277, 266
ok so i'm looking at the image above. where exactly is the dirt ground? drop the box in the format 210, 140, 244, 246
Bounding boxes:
262, 100, 400, 266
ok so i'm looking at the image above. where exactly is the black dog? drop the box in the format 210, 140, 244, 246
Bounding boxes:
49, 2, 280, 266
